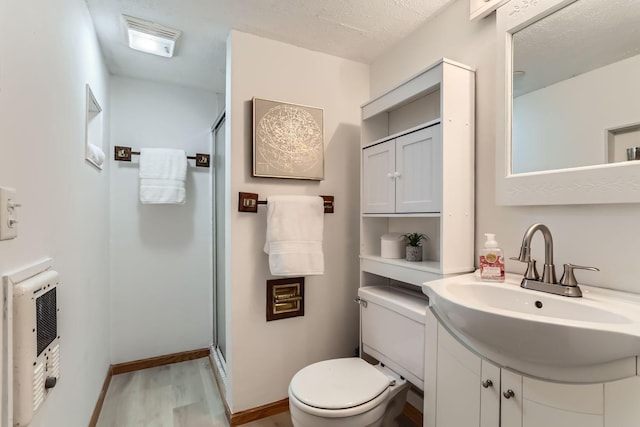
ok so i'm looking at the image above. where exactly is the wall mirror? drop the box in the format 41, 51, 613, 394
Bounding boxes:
496, 0, 640, 205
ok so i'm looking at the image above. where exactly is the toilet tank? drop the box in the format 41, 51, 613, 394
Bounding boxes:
358, 286, 427, 390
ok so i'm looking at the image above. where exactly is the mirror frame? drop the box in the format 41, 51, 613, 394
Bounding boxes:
496, 0, 640, 205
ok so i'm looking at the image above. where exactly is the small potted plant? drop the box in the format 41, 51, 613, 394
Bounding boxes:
403, 232, 428, 262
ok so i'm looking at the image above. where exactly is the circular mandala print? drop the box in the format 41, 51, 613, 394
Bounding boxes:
257, 105, 322, 175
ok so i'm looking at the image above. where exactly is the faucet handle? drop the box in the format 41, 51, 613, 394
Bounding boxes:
510, 257, 540, 280
559, 263, 600, 287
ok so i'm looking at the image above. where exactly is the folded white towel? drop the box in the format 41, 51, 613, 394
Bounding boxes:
139, 148, 187, 204
264, 195, 324, 276
87, 143, 105, 166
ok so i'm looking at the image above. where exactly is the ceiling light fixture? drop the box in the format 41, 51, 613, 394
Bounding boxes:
123, 15, 182, 58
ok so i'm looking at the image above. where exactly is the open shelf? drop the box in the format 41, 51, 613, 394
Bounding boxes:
362, 212, 441, 218
606, 122, 640, 163
362, 119, 442, 149
361, 255, 444, 287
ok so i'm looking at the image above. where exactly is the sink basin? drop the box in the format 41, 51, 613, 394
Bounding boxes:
423, 273, 640, 382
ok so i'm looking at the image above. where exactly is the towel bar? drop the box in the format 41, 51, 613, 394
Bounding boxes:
238, 192, 334, 214
114, 146, 210, 168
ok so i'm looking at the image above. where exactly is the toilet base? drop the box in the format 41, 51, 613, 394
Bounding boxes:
381, 384, 410, 427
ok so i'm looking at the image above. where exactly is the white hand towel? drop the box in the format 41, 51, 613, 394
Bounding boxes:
264, 195, 324, 276
87, 143, 105, 166
139, 148, 187, 204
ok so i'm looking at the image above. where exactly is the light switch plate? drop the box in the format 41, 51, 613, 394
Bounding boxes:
0, 187, 18, 240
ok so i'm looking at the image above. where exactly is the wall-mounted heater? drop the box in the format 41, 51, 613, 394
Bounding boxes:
13, 270, 60, 427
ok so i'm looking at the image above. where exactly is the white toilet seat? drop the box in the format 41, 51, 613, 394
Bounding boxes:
289, 358, 392, 411
289, 384, 390, 419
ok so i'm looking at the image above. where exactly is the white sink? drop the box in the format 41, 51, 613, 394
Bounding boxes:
423, 273, 640, 382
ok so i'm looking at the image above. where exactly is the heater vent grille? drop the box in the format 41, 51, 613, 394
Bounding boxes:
36, 288, 57, 356
123, 15, 182, 41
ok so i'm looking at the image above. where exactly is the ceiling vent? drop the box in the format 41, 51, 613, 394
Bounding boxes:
123, 14, 182, 58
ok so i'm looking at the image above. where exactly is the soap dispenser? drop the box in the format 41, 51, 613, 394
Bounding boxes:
480, 233, 505, 282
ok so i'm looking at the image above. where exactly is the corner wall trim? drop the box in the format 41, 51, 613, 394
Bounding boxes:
111, 348, 210, 375
230, 398, 290, 426
207, 355, 289, 426
88, 367, 113, 427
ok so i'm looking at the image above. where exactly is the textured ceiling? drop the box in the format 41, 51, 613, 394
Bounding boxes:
85, 0, 455, 94
513, 0, 640, 97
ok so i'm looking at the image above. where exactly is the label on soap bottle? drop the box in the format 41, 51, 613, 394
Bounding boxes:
480, 253, 505, 282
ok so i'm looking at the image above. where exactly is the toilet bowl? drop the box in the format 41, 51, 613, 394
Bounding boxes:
288, 358, 410, 427
289, 286, 427, 427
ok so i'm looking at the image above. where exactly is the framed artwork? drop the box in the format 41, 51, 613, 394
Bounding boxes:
253, 97, 324, 180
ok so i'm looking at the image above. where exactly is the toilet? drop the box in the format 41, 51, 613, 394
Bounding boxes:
288, 286, 427, 427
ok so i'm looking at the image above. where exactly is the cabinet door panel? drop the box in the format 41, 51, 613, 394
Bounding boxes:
523, 400, 602, 427
362, 140, 395, 213
604, 377, 640, 427
521, 377, 603, 427
480, 360, 500, 427
523, 377, 603, 415
395, 125, 442, 213
501, 369, 522, 427
436, 324, 481, 427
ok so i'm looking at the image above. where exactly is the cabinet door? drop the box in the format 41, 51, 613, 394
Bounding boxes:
362, 140, 395, 213
435, 324, 482, 427
605, 377, 640, 426
519, 376, 603, 427
500, 369, 522, 427
480, 360, 500, 427
395, 125, 442, 213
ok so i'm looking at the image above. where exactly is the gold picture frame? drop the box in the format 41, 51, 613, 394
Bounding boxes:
252, 97, 324, 180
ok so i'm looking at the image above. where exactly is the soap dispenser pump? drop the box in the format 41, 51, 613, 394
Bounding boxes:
480, 233, 505, 282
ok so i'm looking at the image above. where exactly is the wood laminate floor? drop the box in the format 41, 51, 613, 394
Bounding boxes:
96, 358, 416, 427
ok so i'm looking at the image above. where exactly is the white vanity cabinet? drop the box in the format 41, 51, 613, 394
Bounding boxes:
362, 125, 441, 214
426, 311, 634, 427
604, 377, 640, 426
432, 323, 500, 427
359, 58, 475, 287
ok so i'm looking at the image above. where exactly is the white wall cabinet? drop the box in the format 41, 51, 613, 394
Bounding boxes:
469, 0, 510, 20
363, 125, 441, 214
360, 58, 475, 287
427, 311, 636, 427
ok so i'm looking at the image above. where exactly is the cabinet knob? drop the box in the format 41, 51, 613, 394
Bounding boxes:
393, 171, 401, 178
503, 389, 515, 399
481, 379, 493, 388
387, 172, 395, 179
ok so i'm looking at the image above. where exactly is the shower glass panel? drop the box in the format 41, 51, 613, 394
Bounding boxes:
213, 113, 226, 361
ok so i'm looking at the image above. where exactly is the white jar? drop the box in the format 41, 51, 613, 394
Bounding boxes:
380, 233, 405, 259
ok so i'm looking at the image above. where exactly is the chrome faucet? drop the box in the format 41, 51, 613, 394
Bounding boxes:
513, 223, 557, 284
512, 223, 598, 298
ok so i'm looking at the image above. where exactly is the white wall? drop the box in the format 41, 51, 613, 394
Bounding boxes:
371, 0, 640, 294
0, 0, 111, 425
513, 53, 640, 173
109, 77, 220, 363
226, 31, 369, 411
